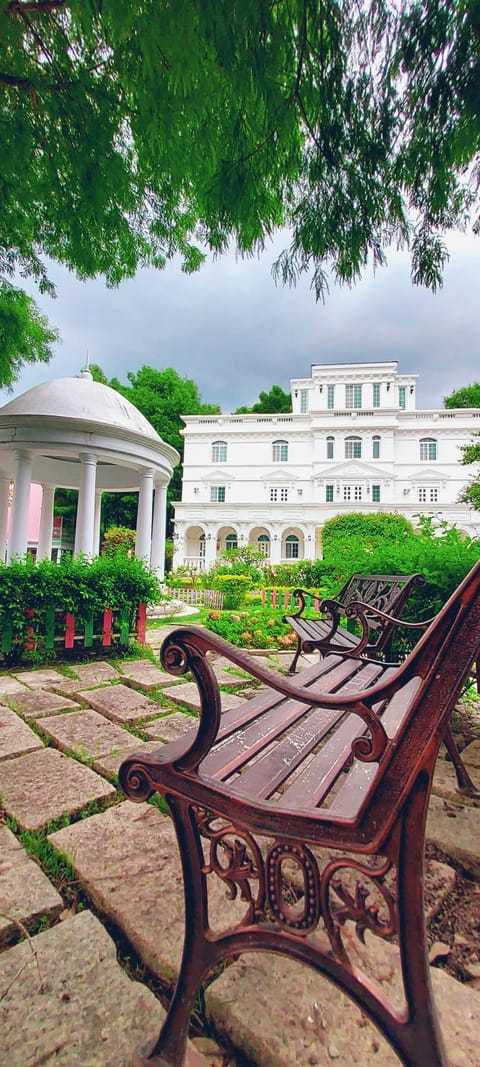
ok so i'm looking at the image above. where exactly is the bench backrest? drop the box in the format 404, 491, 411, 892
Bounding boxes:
334, 571, 425, 652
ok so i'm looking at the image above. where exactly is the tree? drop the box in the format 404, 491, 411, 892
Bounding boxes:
459, 435, 480, 511
235, 385, 292, 414
1, 2, 479, 382
0, 280, 58, 388
104, 366, 220, 528
444, 383, 480, 409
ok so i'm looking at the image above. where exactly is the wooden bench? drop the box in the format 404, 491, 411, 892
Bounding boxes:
283, 571, 426, 673
120, 560, 480, 1067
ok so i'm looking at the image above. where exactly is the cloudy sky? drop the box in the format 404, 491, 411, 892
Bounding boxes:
4, 229, 478, 413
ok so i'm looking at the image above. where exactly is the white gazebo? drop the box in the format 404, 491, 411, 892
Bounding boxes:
0, 370, 179, 577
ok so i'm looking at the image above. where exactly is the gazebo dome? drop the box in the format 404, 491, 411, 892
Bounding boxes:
0, 372, 160, 442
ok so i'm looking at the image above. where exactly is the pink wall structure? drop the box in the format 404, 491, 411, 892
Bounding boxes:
7, 484, 62, 547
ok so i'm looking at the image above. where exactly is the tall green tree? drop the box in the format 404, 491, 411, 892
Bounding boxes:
444, 382, 480, 409
1, 0, 479, 384
444, 380, 480, 510
235, 385, 292, 415
103, 366, 219, 529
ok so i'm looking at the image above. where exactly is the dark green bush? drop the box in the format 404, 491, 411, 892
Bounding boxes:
0, 554, 160, 644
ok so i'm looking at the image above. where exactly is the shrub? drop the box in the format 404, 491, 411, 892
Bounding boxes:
205, 606, 294, 649
101, 525, 136, 557
211, 574, 252, 608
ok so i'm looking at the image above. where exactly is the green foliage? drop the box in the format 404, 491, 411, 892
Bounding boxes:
0, 0, 478, 392
211, 574, 252, 609
102, 526, 137, 558
322, 512, 414, 556
0, 280, 58, 387
0, 554, 159, 653
235, 384, 292, 415
205, 606, 295, 650
208, 545, 265, 584
444, 382, 480, 409
459, 431, 480, 511
108, 365, 219, 518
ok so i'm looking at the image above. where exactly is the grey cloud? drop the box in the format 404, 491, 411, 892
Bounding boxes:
3, 232, 479, 412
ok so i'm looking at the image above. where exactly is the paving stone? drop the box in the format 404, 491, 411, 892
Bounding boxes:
208, 656, 251, 681
161, 681, 247, 714
38, 710, 133, 760
0, 910, 166, 1067
118, 659, 176, 692
49, 802, 245, 993
46, 804, 479, 1067
205, 940, 480, 1067
12, 669, 68, 690
0, 705, 43, 762
79, 683, 161, 723
70, 661, 121, 687
48, 677, 92, 699
0, 748, 115, 831
0, 676, 30, 698
432, 758, 480, 804
462, 739, 480, 769
0, 824, 63, 947
7, 689, 80, 720
143, 712, 197, 743
427, 794, 480, 878
95, 740, 164, 780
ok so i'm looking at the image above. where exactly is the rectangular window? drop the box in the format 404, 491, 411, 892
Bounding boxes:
270, 487, 288, 502
327, 384, 335, 409
326, 437, 334, 459
300, 389, 308, 413
372, 484, 381, 503
210, 486, 225, 503
373, 383, 380, 407
343, 486, 352, 501
418, 488, 427, 503
430, 487, 439, 502
354, 485, 362, 501
273, 440, 289, 462
345, 384, 362, 409
326, 484, 334, 502
372, 437, 380, 459
420, 439, 437, 461
399, 386, 406, 410
345, 438, 362, 459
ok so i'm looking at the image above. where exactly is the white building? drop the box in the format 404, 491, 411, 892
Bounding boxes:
172, 362, 480, 569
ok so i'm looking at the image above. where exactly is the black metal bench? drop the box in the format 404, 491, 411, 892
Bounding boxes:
283, 572, 426, 673
120, 560, 480, 1067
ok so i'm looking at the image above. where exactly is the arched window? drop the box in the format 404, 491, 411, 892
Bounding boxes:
326, 436, 334, 459
273, 439, 288, 462
225, 532, 238, 551
212, 440, 227, 462
285, 534, 299, 559
345, 436, 362, 459
420, 438, 437, 461
257, 534, 270, 557
372, 435, 381, 459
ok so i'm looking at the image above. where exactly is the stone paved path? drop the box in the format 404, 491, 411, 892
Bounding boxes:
1, 646, 479, 1066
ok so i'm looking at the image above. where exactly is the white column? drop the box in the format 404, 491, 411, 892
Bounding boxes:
37, 485, 55, 560
74, 452, 97, 559
270, 533, 282, 564
136, 468, 155, 563
204, 530, 217, 568
304, 532, 316, 560
150, 482, 167, 578
93, 491, 103, 557
7, 450, 33, 562
0, 477, 10, 562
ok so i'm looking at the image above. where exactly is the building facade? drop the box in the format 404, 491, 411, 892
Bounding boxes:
172, 362, 480, 569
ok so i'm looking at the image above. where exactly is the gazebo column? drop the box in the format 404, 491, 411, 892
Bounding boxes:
37, 484, 55, 561
136, 468, 155, 563
0, 477, 10, 562
7, 450, 33, 562
74, 452, 97, 559
93, 491, 103, 557
150, 482, 167, 578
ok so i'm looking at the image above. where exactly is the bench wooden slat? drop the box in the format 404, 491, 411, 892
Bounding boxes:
327, 677, 423, 819
202, 657, 374, 780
